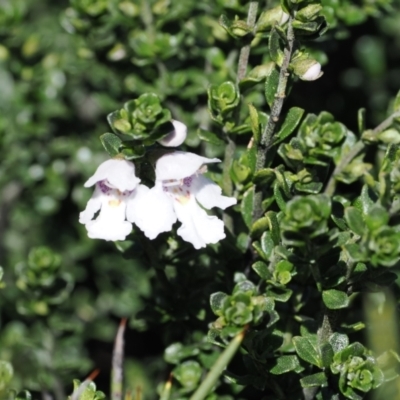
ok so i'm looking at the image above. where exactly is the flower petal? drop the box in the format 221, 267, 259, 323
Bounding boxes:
128, 183, 177, 239
84, 159, 140, 191
79, 185, 103, 224
156, 151, 220, 181
86, 219, 132, 241
84, 190, 132, 241
173, 198, 226, 249
192, 175, 237, 210
157, 120, 187, 147
125, 184, 149, 224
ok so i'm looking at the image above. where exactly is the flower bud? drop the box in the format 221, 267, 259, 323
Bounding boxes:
230, 20, 251, 37
256, 6, 289, 32
291, 57, 323, 81
157, 120, 187, 147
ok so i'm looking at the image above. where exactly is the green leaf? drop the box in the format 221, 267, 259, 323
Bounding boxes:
173, 360, 202, 391
300, 372, 327, 388
252, 261, 270, 279
322, 289, 349, 310
331, 214, 347, 231
253, 168, 275, 186
329, 333, 349, 354
0, 360, 13, 391
296, 4, 322, 22
273, 182, 288, 212
273, 107, 305, 145
245, 142, 257, 174
274, 168, 290, 196
210, 292, 228, 316
280, 0, 292, 14
219, 14, 230, 32
231, 159, 251, 183
164, 343, 200, 364
266, 286, 293, 302
393, 89, 400, 113
251, 216, 270, 237
107, 110, 132, 139
265, 67, 280, 108
344, 243, 365, 262
269, 355, 300, 375
292, 19, 322, 34
377, 128, 400, 144
358, 108, 366, 134
364, 205, 389, 231
358, 184, 377, 215
320, 342, 334, 367
120, 145, 145, 160
269, 27, 284, 65
293, 335, 322, 367
344, 207, 365, 236
248, 103, 260, 143
197, 128, 225, 146
265, 211, 280, 245
100, 133, 122, 157
241, 186, 254, 229
276, 260, 293, 274
260, 232, 275, 260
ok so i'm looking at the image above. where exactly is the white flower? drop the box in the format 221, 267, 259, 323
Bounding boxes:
157, 120, 187, 147
79, 159, 147, 241
128, 152, 237, 249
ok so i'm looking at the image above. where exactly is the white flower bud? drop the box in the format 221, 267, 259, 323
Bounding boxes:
256, 6, 289, 32
157, 120, 187, 147
301, 62, 322, 81
279, 11, 290, 25
292, 57, 323, 81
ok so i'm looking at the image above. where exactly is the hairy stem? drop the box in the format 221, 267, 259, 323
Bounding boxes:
324, 111, 400, 196
252, 16, 295, 221
318, 308, 338, 344
222, 1, 259, 233
236, 2, 259, 83
372, 110, 400, 135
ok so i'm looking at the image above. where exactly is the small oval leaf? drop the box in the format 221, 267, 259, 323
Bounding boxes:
322, 289, 349, 310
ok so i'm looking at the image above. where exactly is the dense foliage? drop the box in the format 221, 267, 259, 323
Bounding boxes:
1, 0, 400, 399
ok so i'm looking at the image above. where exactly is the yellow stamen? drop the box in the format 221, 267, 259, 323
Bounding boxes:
108, 199, 121, 207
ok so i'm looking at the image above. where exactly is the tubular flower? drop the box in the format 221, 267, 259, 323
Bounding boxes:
79, 159, 147, 241
127, 151, 237, 249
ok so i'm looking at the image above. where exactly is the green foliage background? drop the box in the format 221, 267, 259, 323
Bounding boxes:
1, 0, 400, 399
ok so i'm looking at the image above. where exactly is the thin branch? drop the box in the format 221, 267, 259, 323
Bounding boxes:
372, 111, 400, 135
111, 319, 127, 400
252, 16, 296, 221
236, 2, 259, 83
222, 1, 259, 234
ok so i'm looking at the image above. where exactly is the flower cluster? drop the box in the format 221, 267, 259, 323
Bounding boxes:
79, 121, 236, 248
